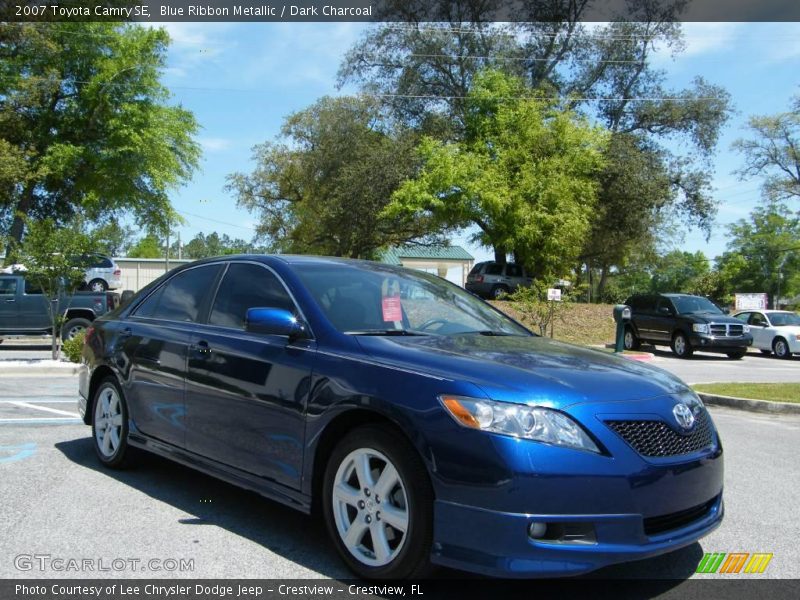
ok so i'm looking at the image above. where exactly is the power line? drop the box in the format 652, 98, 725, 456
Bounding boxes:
176, 209, 256, 232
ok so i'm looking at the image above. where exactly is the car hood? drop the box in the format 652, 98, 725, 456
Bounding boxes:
679, 312, 743, 324
353, 334, 691, 408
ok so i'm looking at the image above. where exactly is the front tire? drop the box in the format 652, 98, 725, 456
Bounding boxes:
671, 332, 694, 358
773, 337, 792, 359
92, 378, 133, 468
727, 350, 746, 360
322, 425, 433, 579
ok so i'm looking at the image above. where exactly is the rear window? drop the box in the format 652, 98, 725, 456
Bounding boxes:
134, 265, 222, 322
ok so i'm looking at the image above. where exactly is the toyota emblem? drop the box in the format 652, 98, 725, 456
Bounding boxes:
673, 403, 695, 430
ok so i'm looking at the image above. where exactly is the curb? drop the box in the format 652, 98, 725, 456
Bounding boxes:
621, 352, 655, 362
0, 364, 81, 376
696, 392, 800, 415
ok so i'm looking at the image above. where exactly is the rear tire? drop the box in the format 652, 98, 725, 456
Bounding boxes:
727, 350, 746, 360
91, 377, 134, 469
623, 326, 641, 350
490, 285, 510, 300
671, 332, 694, 358
88, 279, 108, 292
773, 337, 792, 359
322, 425, 433, 579
61, 317, 91, 340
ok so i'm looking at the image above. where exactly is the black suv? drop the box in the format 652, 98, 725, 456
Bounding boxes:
623, 293, 753, 359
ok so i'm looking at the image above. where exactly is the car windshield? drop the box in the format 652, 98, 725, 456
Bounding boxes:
294, 263, 531, 336
672, 296, 723, 315
769, 312, 800, 326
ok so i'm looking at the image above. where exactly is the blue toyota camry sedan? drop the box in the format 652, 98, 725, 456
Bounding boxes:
78, 255, 723, 579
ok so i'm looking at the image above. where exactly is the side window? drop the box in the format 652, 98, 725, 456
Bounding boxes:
749, 313, 767, 327
734, 312, 750, 323
485, 263, 503, 275
209, 263, 294, 330
134, 265, 221, 322
656, 298, 674, 315
23, 280, 42, 295
505, 264, 523, 277
0, 278, 17, 295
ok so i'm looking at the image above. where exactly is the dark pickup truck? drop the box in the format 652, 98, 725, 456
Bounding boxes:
0, 273, 118, 341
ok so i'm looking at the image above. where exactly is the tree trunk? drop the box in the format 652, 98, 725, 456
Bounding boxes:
5, 183, 36, 258
493, 246, 508, 264
597, 264, 610, 302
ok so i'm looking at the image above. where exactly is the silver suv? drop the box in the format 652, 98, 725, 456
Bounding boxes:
465, 261, 532, 299
82, 254, 122, 291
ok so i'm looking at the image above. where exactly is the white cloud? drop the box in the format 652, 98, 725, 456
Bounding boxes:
650, 22, 741, 67
199, 137, 233, 152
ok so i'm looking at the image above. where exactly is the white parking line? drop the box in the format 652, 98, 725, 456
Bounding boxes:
7, 401, 78, 417
0, 418, 82, 424
0, 400, 76, 404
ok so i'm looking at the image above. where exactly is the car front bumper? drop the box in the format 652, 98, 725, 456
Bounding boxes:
432, 494, 723, 577
689, 333, 752, 351
427, 398, 724, 577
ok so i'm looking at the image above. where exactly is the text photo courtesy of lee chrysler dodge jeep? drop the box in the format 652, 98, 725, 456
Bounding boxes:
623, 293, 753, 359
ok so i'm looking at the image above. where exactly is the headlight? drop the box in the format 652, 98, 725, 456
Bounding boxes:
692, 324, 709, 334
439, 395, 600, 453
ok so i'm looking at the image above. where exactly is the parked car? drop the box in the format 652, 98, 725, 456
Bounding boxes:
732, 309, 800, 359
0, 273, 119, 340
80, 256, 723, 579
623, 293, 753, 359
81, 254, 122, 291
465, 261, 532, 298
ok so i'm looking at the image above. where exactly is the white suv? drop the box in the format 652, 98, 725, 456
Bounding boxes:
83, 254, 122, 291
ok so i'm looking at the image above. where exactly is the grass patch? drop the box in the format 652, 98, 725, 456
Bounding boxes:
692, 383, 800, 404
491, 301, 617, 346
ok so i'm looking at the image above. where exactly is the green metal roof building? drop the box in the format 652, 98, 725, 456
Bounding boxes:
379, 245, 475, 286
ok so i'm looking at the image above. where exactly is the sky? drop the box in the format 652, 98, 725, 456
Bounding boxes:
146, 21, 800, 264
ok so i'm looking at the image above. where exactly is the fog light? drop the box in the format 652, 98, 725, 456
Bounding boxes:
528, 522, 547, 539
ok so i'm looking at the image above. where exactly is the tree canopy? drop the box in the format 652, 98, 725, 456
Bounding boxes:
0, 23, 200, 253
227, 96, 441, 259
387, 70, 608, 281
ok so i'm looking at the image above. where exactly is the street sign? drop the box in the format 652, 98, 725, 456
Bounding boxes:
547, 288, 562, 302
735, 293, 767, 311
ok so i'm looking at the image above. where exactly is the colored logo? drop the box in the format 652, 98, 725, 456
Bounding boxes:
696, 552, 773, 574
673, 403, 695, 430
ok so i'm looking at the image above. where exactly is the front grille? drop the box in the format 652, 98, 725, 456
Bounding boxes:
605, 411, 714, 457
709, 323, 744, 337
643, 496, 718, 536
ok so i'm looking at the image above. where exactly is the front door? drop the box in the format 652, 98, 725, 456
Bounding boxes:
185, 262, 315, 489
0, 276, 20, 330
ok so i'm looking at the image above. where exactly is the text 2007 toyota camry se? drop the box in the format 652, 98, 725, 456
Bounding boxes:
79, 255, 723, 579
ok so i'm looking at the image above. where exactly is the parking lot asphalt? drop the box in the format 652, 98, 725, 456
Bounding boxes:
645, 346, 800, 384
0, 372, 798, 582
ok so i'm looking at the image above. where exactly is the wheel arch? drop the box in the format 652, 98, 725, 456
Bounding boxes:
85, 364, 119, 425
64, 309, 95, 323
308, 407, 432, 515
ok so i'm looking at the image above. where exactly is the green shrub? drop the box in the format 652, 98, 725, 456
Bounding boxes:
62, 330, 86, 363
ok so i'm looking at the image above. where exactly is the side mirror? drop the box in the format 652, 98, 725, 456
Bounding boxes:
659, 306, 672, 315
245, 307, 307, 339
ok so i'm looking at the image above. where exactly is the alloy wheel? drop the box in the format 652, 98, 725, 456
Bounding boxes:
94, 385, 123, 458
332, 448, 409, 567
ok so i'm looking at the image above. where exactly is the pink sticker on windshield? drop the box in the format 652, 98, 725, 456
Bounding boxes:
382, 296, 402, 322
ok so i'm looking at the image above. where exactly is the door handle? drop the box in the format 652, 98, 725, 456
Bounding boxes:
194, 340, 211, 356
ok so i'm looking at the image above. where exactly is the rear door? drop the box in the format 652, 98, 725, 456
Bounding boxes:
184, 262, 316, 488
120, 263, 223, 448
651, 297, 676, 342
0, 276, 20, 330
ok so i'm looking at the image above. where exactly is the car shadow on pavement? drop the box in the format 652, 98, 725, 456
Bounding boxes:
55, 436, 349, 578
55, 436, 703, 586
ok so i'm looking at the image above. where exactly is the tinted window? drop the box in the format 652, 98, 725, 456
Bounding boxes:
24, 280, 42, 295
209, 263, 294, 329
672, 296, 722, 315
134, 265, 221, 322
485, 263, 503, 275
770, 312, 800, 326
749, 313, 768, 327
468, 263, 485, 275
0, 278, 17, 295
92, 256, 113, 268
505, 264, 523, 277
656, 298, 675, 315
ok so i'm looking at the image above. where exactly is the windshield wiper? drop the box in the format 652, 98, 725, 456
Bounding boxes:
465, 330, 519, 336
344, 329, 429, 336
